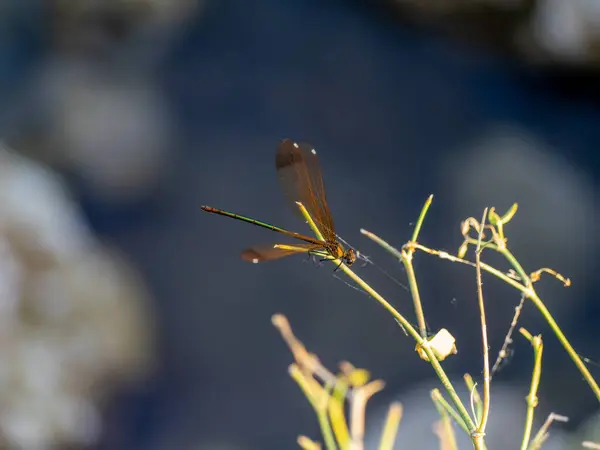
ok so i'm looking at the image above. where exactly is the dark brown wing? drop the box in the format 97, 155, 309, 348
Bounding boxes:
241, 243, 323, 263
275, 139, 336, 243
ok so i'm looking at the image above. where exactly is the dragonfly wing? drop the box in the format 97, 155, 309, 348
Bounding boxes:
241, 243, 322, 263
275, 139, 337, 242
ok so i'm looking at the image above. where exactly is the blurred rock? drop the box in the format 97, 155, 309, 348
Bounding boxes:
50, 0, 205, 63
0, 144, 155, 449
3, 0, 208, 206
440, 124, 597, 319
529, 0, 600, 64
10, 59, 173, 206
574, 411, 600, 449
389, 0, 600, 69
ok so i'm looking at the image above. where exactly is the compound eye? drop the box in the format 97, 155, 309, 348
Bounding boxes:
346, 249, 357, 266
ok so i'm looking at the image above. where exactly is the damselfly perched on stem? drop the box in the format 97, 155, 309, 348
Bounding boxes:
201, 139, 356, 267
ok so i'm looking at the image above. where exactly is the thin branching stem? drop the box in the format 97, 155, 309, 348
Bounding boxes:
289, 365, 338, 450
411, 194, 434, 244
491, 294, 525, 378
432, 390, 459, 450
474, 208, 491, 437
348, 381, 385, 450
519, 329, 544, 450
530, 413, 568, 449
431, 389, 470, 435
464, 374, 483, 424
500, 248, 600, 402
300, 201, 478, 437
402, 254, 428, 339
412, 240, 600, 402
357, 200, 482, 445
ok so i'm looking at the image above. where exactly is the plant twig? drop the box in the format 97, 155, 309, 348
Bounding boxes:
408, 242, 528, 293
348, 380, 385, 450
273, 314, 337, 385
411, 194, 434, 244
274, 315, 340, 450
474, 208, 491, 441
378, 403, 403, 450
519, 328, 544, 450
431, 389, 460, 450
363, 194, 433, 339
298, 436, 322, 450
427, 204, 600, 402
464, 374, 483, 424
431, 389, 471, 436
512, 258, 600, 401
491, 293, 525, 378
529, 412, 568, 450
356, 202, 478, 442
530, 268, 571, 287
289, 364, 338, 450
327, 380, 351, 449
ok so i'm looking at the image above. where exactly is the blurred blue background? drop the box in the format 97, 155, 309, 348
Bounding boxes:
0, 1, 598, 449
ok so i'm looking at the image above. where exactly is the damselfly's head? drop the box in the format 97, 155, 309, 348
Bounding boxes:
344, 248, 357, 266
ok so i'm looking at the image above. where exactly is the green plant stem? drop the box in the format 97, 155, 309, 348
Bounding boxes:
411, 194, 433, 243
519, 330, 543, 450
299, 200, 480, 446
378, 403, 402, 450
318, 409, 338, 450
362, 195, 433, 339
474, 209, 491, 436
500, 248, 600, 402
337, 259, 477, 438
328, 382, 350, 448
463, 374, 483, 424
401, 254, 427, 339
290, 366, 337, 450
407, 195, 433, 338
431, 389, 470, 435
413, 241, 600, 402
431, 390, 459, 450
411, 243, 526, 292
529, 413, 569, 449
398, 246, 482, 444
528, 288, 600, 400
